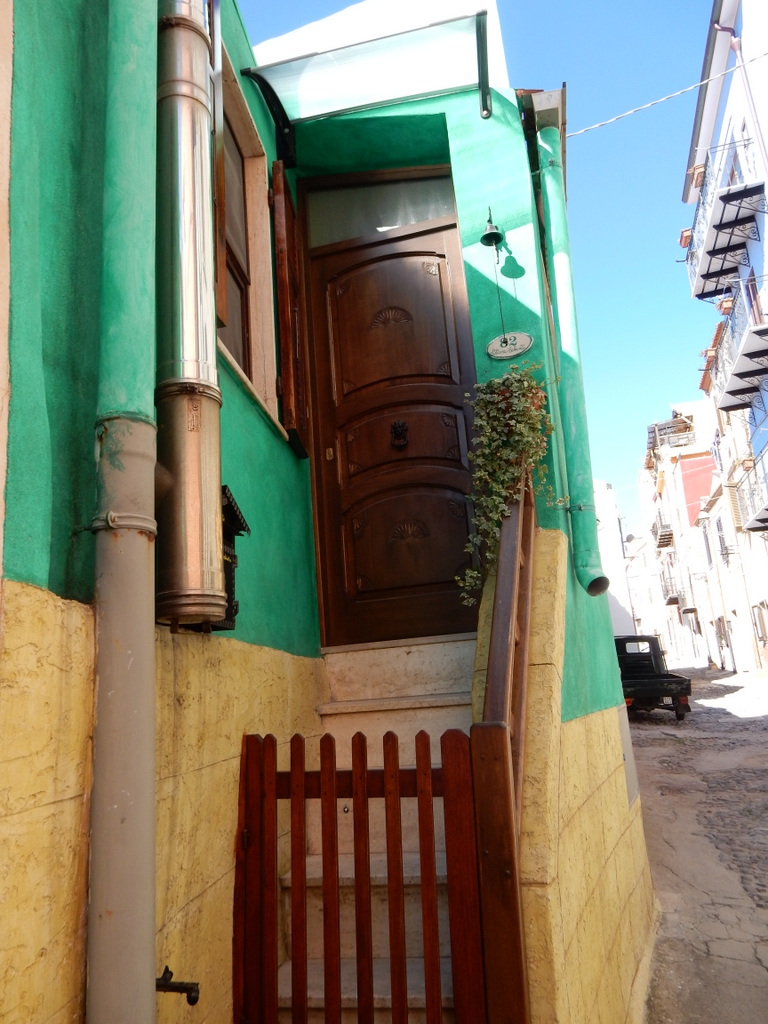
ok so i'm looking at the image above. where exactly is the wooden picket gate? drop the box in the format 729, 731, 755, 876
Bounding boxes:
233, 727, 528, 1023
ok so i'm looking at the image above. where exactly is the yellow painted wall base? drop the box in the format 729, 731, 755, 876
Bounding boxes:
154, 627, 328, 1022
0, 578, 328, 1024
0, 579, 94, 1024
520, 531, 658, 1024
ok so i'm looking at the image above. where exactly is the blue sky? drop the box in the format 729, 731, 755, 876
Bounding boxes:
238, 0, 718, 531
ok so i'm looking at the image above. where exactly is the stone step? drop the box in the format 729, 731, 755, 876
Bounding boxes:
304, 788, 448, 857
276, 955, 454, 1023
281, 853, 451, 959
315, 697, 472, 770
321, 635, 476, 704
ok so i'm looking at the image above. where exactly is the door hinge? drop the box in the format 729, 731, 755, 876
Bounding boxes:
268, 187, 274, 209
276, 374, 283, 397
241, 827, 251, 851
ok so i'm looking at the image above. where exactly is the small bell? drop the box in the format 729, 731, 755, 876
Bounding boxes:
480, 207, 503, 249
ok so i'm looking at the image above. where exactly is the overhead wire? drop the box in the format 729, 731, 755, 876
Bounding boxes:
566, 48, 768, 139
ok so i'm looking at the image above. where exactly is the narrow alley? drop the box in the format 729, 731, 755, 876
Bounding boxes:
631, 672, 768, 1023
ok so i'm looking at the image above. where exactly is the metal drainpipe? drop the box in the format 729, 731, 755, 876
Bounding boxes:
155, 0, 226, 626
86, 2, 159, 1021
536, 125, 609, 596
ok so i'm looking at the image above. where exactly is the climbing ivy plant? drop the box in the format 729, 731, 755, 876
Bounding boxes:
458, 364, 554, 604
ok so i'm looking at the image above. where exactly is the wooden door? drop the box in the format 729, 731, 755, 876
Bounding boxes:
307, 217, 478, 645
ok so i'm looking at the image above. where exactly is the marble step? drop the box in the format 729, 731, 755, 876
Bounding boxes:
281, 852, 451, 959
303, 769, 450, 857
316, 694, 472, 771
321, 635, 476, 704
276, 955, 454, 1023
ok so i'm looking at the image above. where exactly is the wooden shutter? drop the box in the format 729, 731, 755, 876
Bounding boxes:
725, 482, 744, 530
272, 160, 309, 457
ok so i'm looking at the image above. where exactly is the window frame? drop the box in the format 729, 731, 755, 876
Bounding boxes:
215, 45, 278, 416
701, 520, 713, 567
752, 602, 768, 643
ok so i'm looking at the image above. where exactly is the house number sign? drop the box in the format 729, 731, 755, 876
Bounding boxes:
487, 332, 534, 359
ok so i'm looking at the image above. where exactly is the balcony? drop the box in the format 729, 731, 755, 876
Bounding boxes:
646, 419, 696, 451
708, 274, 768, 411
686, 140, 766, 300
661, 576, 685, 606
736, 446, 768, 530
651, 516, 674, 548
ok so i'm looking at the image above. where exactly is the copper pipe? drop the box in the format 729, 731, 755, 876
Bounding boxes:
156, 0, 226, 623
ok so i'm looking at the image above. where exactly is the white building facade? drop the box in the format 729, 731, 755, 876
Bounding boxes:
669, 0, 768, 674
683, 0, 768, 528
594, 479, 635, 634
633, 403, 721, 670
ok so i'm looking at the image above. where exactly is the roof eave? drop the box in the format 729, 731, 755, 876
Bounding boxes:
683, 0, 733, 203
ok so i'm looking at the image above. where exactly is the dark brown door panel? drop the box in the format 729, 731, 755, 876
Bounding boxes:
307, 217, 477, 645
340, 403, 470, 488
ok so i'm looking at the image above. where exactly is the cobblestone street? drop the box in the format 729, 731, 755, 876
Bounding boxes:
631, 672, 768, 1023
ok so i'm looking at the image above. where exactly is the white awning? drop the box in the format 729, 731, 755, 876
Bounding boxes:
246, 13, 492, 123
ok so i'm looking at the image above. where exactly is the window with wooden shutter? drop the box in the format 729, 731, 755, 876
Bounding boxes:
724, 482, 744, 531
701, 520, 713, 567
715, 515, 729, 561
213, 47, 278, 414
752, 603, 768, 642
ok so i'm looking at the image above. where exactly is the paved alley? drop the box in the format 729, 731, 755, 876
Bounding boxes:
631, 671, 768, 1023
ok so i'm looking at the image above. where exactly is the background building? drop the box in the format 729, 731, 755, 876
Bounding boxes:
630, 0, 768, 675
594, 479, 636, 633
683, 0, 768, 529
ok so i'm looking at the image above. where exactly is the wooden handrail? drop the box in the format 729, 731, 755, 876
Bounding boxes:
473, 470, 536, 1023
483, 491, 525, 724
483, 473, 536, 756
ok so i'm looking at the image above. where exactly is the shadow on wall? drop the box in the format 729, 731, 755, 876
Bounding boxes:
462, 259, 567, 534
462, 261, 544, 379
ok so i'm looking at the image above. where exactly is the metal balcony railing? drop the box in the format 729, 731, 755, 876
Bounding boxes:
736, 446, 768, 529
651, 517, 674, 548
666, 430, 697, 449
661, 576, 685, 605
647, 420, 696, 451
687, 138, 762, 292
709, 274, 768, 409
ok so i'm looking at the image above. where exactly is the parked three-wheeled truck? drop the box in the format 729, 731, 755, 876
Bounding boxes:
614, 635, 692, 721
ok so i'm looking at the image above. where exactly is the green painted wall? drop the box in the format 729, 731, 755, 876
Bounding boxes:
217, 360, 320, 656
5, 0, 320, 657
533, 127, 622, 719
217, 0, 321, 655
6, 1, 108, 599
561, 565, 622, 720
441, 91, 570, 532
438, 92, 620, 719
296, 114, 452, 177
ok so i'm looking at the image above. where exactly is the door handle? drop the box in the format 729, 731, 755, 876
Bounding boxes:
391, 420, 409, 449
